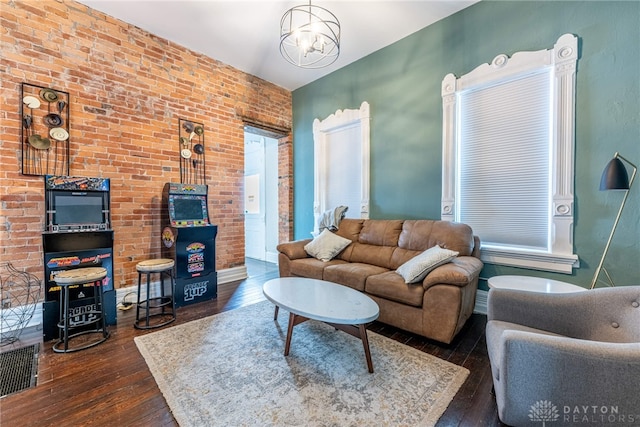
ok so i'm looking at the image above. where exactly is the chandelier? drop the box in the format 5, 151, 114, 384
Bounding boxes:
279, 1, 341, 69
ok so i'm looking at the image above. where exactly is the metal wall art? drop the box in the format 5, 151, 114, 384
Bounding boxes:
20, 83, 70, 176
178, 118, 206, 185
0, 262, 41, 345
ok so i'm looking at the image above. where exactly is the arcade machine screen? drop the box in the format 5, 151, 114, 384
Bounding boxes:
168, 194, 209, 226
49, 190, 107, 231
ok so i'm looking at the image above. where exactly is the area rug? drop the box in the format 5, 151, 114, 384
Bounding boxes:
134, 301, 469, 426
0, 343, 39, 397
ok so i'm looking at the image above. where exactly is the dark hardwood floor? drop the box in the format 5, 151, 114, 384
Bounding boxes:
1, 259, 505, 426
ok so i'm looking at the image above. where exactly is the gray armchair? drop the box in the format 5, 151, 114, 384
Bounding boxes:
486, 286, 640, 427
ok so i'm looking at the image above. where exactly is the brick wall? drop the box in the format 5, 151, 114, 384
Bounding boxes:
0, 0, 292, 289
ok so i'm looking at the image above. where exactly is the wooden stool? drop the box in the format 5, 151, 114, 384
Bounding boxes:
134, 258, 176, 329
52, 266, 110, 353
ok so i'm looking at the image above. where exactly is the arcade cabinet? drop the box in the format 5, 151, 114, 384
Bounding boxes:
161, 183, 217, 307
42, 175, 116, 341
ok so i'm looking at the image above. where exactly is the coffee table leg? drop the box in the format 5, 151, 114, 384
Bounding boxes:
359, 324, 374, 373
284, 313, 309, 356
284, 312, 295, 356
274, 305, 279, 320
328, 322, 375, 373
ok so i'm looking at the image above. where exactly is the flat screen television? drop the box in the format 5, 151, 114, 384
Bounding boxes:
168, 194, 209, 226
48, 190, 109, 232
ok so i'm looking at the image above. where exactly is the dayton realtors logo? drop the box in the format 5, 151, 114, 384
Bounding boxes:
529, 400, 560, 426
529, 400, 638, 425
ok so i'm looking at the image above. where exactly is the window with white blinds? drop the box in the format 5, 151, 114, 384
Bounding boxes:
457, 70, 551, 251
441, 34, 579, 273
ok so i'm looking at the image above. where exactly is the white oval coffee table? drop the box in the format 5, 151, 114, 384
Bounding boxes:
263, 277, 380, 373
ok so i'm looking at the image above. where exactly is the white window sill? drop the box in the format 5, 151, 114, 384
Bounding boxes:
480, 247, 579, 274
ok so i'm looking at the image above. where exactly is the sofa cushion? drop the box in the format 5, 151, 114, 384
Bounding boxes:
323, 263, 389, 292
358, 220, 404, 246
289, 258, 348, 279
349, 242, 396, 269
304, 229, 352, 262
396, 245, 459, 283
334, 218, 365, 241
390, 247, 422, 270
365, 271, 425, 307
398, 220, 475, 256
334, 219, 364, 261
397, 220, 436, 251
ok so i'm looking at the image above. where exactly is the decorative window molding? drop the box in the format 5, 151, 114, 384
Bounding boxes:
441, 34, 579, 273
312, 101, 370, 236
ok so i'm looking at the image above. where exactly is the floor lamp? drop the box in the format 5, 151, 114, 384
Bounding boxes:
590, 152, 637, 289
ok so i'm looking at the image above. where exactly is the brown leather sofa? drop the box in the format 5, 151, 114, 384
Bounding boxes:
277, 219, 483, 344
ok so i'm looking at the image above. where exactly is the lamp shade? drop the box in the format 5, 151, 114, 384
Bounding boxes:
600, 157, 630, 190
590, 152, 636, 289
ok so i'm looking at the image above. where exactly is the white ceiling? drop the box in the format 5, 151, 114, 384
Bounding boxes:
78, 0, 478, 91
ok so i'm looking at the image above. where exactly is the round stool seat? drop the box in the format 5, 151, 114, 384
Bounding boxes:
55, 267, 107, 285
136, 258, 174, 273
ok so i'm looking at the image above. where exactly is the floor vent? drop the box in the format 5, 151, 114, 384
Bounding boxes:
0, 343, 39, 397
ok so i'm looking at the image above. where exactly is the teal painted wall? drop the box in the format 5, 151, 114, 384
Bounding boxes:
291, 1, 640, 289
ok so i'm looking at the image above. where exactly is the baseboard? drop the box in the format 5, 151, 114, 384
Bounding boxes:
218, 265, 248, 284
474, 289, 488, 315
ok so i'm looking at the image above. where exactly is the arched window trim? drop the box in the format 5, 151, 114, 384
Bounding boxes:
441, 34, 579, 273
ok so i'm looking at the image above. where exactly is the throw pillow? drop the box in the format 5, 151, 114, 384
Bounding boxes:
396, 245, 459, 284
304, 229, 352, 262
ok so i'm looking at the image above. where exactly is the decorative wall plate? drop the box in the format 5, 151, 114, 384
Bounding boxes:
28, 134, 51, 150
182, 121, 194, 132
40, 88, 59, 102
50, 127, 69, 141
43, 113, 63, 127
23, 96, 41, 109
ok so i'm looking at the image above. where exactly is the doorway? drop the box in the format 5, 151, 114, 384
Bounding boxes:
244, 131, 279, 263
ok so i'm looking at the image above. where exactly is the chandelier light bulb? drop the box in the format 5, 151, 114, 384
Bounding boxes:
301, 37, 311, 55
